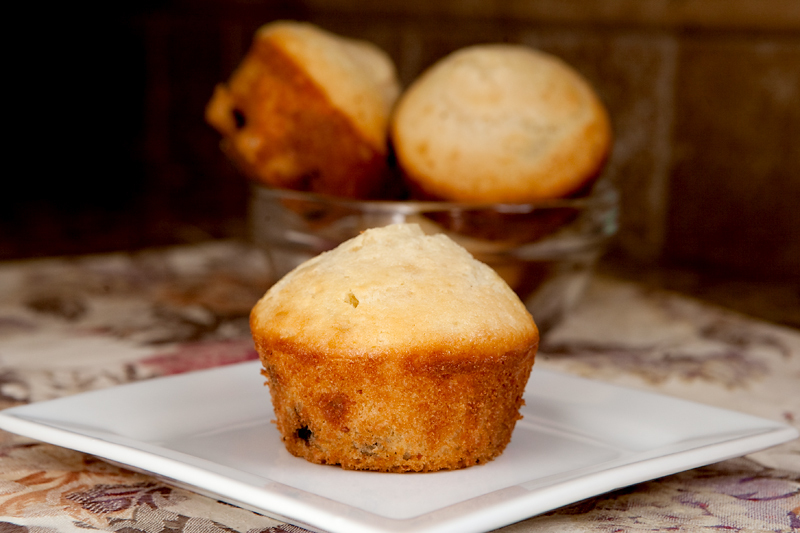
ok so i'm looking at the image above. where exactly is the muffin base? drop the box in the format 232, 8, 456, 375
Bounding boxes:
256, 338, 537, 472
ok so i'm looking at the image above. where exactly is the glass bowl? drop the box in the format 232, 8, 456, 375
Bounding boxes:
248, 181, 618, 334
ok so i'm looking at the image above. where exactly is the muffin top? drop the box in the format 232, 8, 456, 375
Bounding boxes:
391, 44, 612, 202
256, 21, 400, 151
250, 224, 538, 358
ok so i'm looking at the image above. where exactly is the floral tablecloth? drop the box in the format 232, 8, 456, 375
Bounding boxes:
0, 242, 798, 533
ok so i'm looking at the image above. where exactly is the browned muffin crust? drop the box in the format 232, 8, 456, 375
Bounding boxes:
205, 24, 398, 199
255, 334, 536, 472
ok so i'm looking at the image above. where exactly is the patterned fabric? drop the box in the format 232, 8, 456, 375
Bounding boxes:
0, 242, 798, 532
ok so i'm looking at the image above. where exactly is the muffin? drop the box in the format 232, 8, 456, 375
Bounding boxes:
250, 224, 539, 472
391, 44, 612, 203
206, 21, 401, 199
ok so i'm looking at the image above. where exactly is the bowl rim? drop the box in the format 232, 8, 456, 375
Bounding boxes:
249, 179, 618, 214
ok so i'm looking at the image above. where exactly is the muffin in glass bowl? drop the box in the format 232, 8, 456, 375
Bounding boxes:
248, 179, 617, 334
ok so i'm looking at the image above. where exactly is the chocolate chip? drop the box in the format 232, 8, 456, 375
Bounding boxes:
232, 108, 246, 129
297, 426, 312, 443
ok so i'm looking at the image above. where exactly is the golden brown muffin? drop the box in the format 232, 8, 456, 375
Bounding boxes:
206, 21, 400, 199
250, 224, 539, 472
391, 44, 612, 203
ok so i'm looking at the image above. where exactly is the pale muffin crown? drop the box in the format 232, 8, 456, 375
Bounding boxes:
250, 224, 537, 356
391, 44, 612, 202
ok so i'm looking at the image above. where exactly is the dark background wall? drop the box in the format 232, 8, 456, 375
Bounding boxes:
5, 1, 799, 289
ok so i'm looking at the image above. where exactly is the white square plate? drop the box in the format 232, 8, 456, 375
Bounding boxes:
0, 361, 796, 533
